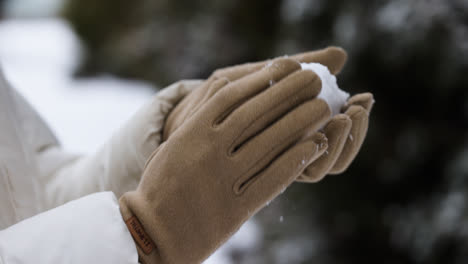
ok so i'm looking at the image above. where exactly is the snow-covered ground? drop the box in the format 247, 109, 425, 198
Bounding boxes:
0, 18, 260, 263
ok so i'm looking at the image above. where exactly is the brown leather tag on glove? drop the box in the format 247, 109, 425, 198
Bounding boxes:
125, 216, 155, 254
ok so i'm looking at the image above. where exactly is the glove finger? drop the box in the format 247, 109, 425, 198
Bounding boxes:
212, 46, 347, 82
181, 78, 230, 127
288, 46, 348, 75
224, 69, 321, 145
297, 114, 352, 183
163, 79, 214, 139
208, 58, 301, 129
329, 105, 369, 174
212, 61, 266, 82
238, 135, 327, 207
163, 78, 231, 140
329, 93, 374, 174
231, 99, 331, 175
343, 92, 374, 112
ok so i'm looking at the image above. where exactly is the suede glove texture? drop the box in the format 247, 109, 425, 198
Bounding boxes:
163, 46, 374, 183
120, 58, 332, 263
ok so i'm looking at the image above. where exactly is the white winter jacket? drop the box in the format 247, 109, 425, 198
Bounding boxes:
0, 67, 201, 263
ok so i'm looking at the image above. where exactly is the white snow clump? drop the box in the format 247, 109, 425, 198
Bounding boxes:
300, 62, 349, 116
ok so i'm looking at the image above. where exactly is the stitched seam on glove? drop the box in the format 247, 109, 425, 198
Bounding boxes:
233, 123, 318, 195
227, 82, 315, 156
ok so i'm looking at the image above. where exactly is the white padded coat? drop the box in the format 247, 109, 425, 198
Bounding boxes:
0, 67, 201, 263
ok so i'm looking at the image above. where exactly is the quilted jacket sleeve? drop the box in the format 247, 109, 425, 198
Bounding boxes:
37, 80, 202, 210
0, 192, 138, 264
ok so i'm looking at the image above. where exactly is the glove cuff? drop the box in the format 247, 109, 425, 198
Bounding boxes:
119, 191, 162, 264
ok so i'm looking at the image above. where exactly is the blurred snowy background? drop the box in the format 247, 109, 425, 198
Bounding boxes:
0, 0, 468, 263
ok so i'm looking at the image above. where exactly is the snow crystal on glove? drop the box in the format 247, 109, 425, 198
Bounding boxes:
300, 63, 349, 116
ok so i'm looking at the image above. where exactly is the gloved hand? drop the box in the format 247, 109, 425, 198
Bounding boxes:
162, 46, 347, 140
162, 46, 374, 183
120, 58, 331, 263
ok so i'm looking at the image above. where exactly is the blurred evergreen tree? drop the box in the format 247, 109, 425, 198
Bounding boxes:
0, 0, 4, 19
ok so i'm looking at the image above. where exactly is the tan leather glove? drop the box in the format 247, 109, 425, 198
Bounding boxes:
163, 46, 374, 183
119, 58, 332, 263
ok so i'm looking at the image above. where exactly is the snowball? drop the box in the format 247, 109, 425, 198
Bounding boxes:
300, 63, 349, 116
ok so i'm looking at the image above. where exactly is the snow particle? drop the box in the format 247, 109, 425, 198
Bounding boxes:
264, 61, 274, 68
